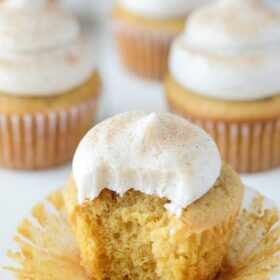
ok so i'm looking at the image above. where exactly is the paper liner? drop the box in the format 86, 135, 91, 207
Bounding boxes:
0, 98, 98, 170
4, 187, 280, 280
169, 105, 280, 173
6, 190, 89, 280
112, 20, 178, 80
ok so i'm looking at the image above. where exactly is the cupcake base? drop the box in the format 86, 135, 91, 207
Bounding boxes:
165, 74, 280, 173
111, 5, 185, 80
0, 72, 101, 170
112, 24, 176, 80
169, 104, 280, 173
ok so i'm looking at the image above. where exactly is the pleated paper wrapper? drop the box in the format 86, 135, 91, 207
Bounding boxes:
169, 105, 280, 174
5, 187, 280, 280
112, 20, 178, 80
0, 100, 98, 170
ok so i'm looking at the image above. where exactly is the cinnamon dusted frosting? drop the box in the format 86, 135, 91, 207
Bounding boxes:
118, 0, 210, 19
73, 111, 221, 216
0, 0, 96, 96
169, 0, 280, 100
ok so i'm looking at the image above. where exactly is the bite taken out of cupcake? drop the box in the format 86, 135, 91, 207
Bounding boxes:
63, 111, 244, 280
111, 0, 211, 80
165, 0, 280, 173
0, 0, 101, 170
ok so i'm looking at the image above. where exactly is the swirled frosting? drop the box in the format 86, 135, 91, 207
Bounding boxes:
118, 0, 210, 19
169, 0, 280, 100
73, 111, 221, 217
0, 0, 96, 96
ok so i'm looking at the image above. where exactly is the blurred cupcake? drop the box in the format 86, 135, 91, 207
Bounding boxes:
111, 0, 210, 80
165, 0, 280, 173
63, 111, 244, 279
0, 0, 101, 170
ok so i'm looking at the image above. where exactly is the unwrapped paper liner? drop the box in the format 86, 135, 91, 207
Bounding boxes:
5, 187, 280, 280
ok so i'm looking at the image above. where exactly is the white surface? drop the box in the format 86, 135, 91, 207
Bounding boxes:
0, 1, 279, 279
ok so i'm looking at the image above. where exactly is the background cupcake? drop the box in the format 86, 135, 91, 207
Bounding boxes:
0, 0, 101, 170
165, 0, 280, 173
111, 0, 210, 80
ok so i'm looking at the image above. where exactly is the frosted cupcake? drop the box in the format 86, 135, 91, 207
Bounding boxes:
0, 0, 101, 170
64, 111, 244, 279
165, 0, 280, 173
111, 0, 210, 80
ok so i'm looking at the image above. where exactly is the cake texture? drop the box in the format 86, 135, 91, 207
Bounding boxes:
165, 0, 280, 172
0, 0, 101, 169
111, 0, 209, 80
64, 164, 244, 280
63, 111, 244, 279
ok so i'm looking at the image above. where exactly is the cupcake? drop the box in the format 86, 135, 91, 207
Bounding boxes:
0, 0, 101, 170
165, 0, 280, 173
111, 0, 210, 80
63, 111, 244, 280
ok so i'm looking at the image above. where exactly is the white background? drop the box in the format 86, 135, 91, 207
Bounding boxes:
0, 1, 279, 279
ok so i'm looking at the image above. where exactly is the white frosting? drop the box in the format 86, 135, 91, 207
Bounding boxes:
118, 0, 210, 19
0, 0, 96, 96
73, 111, 221, 217
169, 0, 280, 101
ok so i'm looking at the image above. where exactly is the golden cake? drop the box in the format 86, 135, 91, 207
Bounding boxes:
0, 0, 101, 169
111, 0, 210, 80
63, 111, 244, 280
165, 0, 280, 173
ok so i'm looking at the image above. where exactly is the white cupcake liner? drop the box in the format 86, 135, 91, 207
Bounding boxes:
0, 99, 97, 170
112, 19, 180, 79
170, 105, 280, 173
